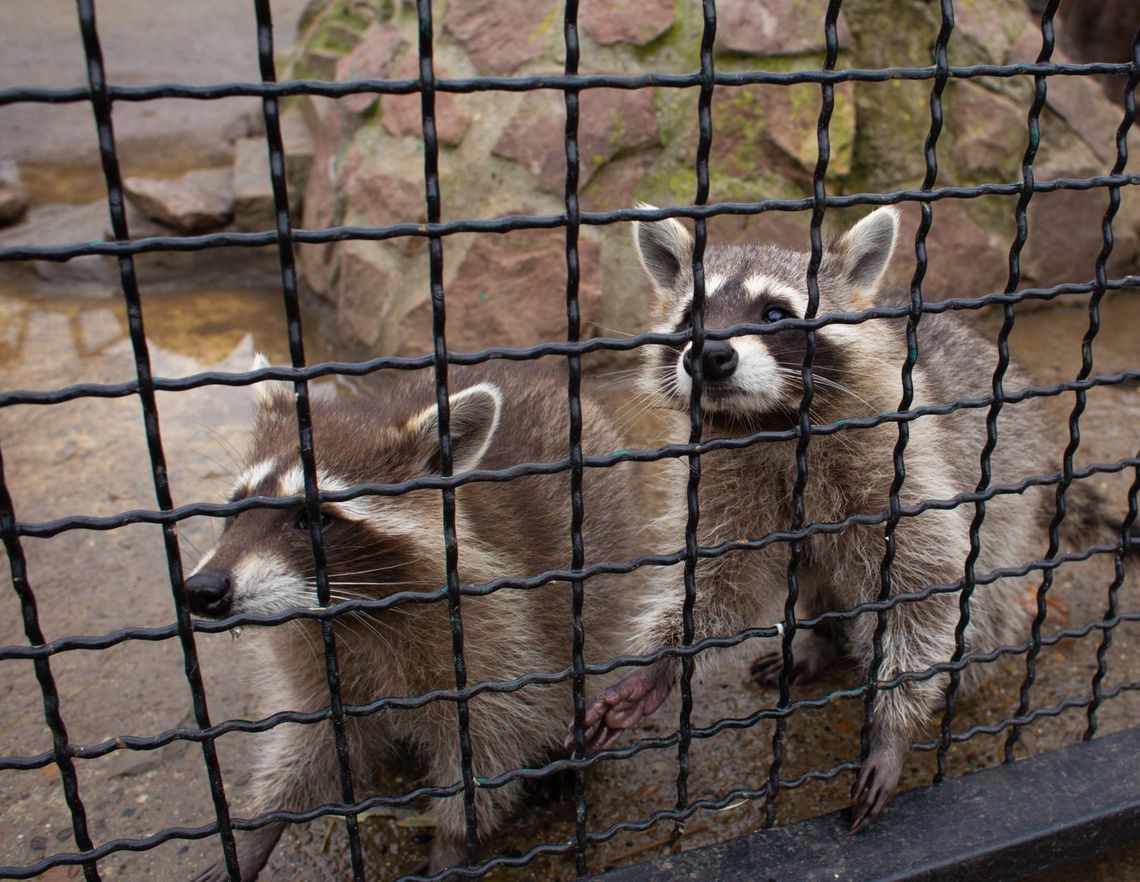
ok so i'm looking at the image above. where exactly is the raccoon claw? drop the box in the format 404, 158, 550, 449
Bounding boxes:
848, 748, 903, 834
749, 631, 835, 688
566, 665, 672, 754
749, 652, 817, 687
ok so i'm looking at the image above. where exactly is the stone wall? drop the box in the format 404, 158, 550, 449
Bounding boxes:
287, 0, 1140, 359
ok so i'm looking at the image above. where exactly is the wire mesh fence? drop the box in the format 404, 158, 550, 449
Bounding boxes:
1, 0, 1139, 880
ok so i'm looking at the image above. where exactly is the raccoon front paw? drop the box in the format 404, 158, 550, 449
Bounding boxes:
848, 743, 905, 833
566, 664, 672, 754
749, 630, 835, 687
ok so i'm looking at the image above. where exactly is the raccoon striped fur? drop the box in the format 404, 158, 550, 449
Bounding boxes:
578, 206, 1124, 830
184, 361, 645, 880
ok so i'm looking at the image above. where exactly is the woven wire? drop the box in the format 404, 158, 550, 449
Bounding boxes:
2, 0, 1140, 880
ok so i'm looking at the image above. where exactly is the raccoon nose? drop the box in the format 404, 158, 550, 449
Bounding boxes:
682, 340, 738, 381
185, 570, 233, 617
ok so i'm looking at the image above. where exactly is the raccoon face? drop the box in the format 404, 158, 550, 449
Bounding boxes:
632, 206, 900, 429
184, 377, 503, 620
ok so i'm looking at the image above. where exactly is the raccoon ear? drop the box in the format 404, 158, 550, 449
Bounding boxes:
409, 382, 503, 475
829, 207, 899, 294
251, 352, 293, 412
632, 204, 694, 294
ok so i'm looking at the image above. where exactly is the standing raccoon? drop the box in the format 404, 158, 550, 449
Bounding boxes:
185, 361, 644, 880
579, 206, 1105, 829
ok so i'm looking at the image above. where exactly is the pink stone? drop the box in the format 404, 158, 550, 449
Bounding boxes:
380, 55, 472, 148
715, 0, 851, 56
336, 242, 395, 348
342, 163, 427, 254
580, 0, 674, 47
335, 23, 407, 116
492, 88, 659, 194
443, 0, 553, 75
397, 228, 602, 357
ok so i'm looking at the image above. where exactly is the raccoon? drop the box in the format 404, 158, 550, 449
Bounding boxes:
184, 360, 644, 880
577, 206, 1118, 830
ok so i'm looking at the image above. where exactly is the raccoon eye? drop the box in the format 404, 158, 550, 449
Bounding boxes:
292, 509, 338, 533
763, 306, 790, 323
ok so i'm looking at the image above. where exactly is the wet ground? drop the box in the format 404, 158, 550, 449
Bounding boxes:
1, 276, 1138, 882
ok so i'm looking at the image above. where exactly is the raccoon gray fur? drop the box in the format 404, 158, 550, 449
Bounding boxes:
577, 206, 1122, 831
184, 360, 645, 880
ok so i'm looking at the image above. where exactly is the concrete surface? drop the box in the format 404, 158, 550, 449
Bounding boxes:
0, 0, 309, 203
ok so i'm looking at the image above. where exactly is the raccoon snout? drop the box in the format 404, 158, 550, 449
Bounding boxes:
682, 339, 738, 381
185, 570, 234, 618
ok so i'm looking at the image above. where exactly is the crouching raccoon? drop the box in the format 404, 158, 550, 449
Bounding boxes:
185, 360, 646, 880
577, 206, 1129, 831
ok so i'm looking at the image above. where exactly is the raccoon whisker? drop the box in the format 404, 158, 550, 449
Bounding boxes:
772, 363, 881, 415
593, 366, 658, 380
316, 577, 440, 590
286, 618, 322, 657
322, 580, 440, 591
321, 558, 431, 578
591, 322, 640, 338
177, 529, 205, 558
344, 612, 399, 655
193, 421, 246, 472
613, 397, 666, 437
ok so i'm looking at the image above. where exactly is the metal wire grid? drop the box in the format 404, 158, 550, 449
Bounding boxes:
0, 1, 1139, 881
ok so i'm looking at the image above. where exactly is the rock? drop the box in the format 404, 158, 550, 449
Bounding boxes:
335, 241, 399, 349
119, 201, 280, 288
1021, 186, 1139, 289
1055, 0, 1139, 98
221, 109, 265, 144
0, 160, 29, 227
580, 150, 661, 212
0, 202, 116, 291
580, 0, 674, 47
305, 46, 344, 81
951, 0, 1032, 67
943, 81, 1026, 182
711, 80, 856, 187
396, 227, 602, 357
443, 0, 553, 75
888, 200, 1016, 302
341, 159, 427, 254
285, 0, 1140, 364
715, 0, 852, 56
492, 88, 660, 194
335, 23, 406, 116
297, 109, 348, 299
0, 186, 28, 227
381, 55, 472, 147
1006, 29, 1123, 166
1041, 70, 1124, 166
282, 105, 316, 197
123, 168, 234, 234
232, 138, 276, 232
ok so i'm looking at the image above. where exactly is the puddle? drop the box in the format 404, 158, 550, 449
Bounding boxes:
0, 281, 1137, 881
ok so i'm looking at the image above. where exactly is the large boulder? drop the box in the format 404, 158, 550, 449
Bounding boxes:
285, 0, 1140, 362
